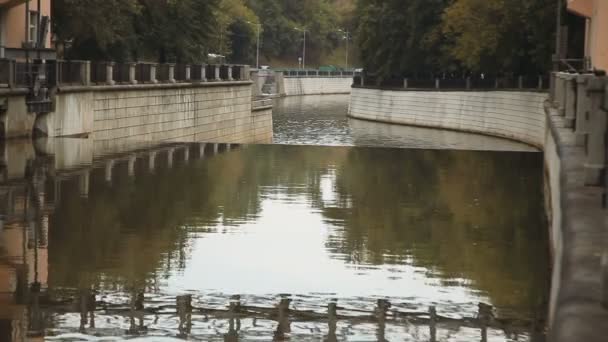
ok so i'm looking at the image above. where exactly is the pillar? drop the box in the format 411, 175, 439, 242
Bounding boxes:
106, 62, 115, 85
584, 77, 607, 186
564, 74, 577, 128
150, 64, 158, 84
185, 65, 191, 82
214, 65, 221, 81
81, 61, 91, 86
168, 64, 176, 83
105, 160, 114, 183
129, 63, 138, 85
575, 74, 593, 146
79, 170, 90, 198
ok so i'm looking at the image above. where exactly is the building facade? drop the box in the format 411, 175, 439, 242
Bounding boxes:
0, 0, 53, 59
568, 0, 608, 71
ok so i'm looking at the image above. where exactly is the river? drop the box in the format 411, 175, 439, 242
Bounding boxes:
0, 95, 548, 341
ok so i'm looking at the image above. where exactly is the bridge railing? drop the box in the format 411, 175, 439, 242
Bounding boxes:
353, 74, 550, 91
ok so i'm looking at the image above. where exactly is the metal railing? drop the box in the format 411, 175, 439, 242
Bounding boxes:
354, 74, 550, 91
279, 69, 358, 78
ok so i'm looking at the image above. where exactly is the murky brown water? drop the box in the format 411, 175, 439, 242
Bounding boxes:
0, 95, 548, 341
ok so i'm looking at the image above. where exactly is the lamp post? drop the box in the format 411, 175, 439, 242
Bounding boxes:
246, 20, 261, 69
337, 29, 351, 70
294, 27, 307, 69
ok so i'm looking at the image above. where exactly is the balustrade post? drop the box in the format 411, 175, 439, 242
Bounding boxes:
584, 76, 608, 186
106, 62, 115, 85
360, 75, 365, 87
403, 78, 408, 89
466, 77, 471, 90
550, 72, 557, 102
518, 75, 523, 89
214, 65, 221, 81
494, 78, 499, 89
168, 63, 176, 83
575, 74, 593, 146
564, 74, 577, 128
150, 64, 158, 84
555, 72, 566, 116
7, 59, 16, 88
81, 61, 91, 86
227, 65, 234, 81
185, 64, 191, 82
538, 75, 544, 90
129, 63, 137, 85
200, 64, 207, 82
435, 78, 440, 89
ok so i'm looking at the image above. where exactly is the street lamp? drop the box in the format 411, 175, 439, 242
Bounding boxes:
245, 20, 261, 70
294, 27, 307, 69
337, 28, 351, 70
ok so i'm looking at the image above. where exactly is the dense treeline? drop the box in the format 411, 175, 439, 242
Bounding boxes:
53, 0, 559, 73
355, 0, 557, 79
53, 0, 355, 66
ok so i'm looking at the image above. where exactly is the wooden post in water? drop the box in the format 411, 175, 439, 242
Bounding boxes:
477, 303, 492, 342
177, 295, 192, 336
274, 296, 291, 340
376, 299, 390, 342
327, 299, 338, 342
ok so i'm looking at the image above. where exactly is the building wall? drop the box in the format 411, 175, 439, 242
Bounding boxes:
568, 0, 608, 71
29, 82, 272, 145
349, 88, 547, 147
2, 0, 52, 49
283, 77, 352, 96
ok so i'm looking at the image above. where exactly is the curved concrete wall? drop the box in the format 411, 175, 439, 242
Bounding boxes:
284, 77, 352, 96
349, 87, 547, 147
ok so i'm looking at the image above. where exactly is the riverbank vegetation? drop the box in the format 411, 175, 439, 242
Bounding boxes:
356, 0, 557, 78
53, 0, 561, 74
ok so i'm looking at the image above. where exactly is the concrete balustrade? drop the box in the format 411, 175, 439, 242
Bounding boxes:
583, 76, 607, 186
575, 74, 593, 146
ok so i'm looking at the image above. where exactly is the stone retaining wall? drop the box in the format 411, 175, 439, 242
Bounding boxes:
32, 82, 272, 144
349, 87, 547, 147
284, 77, 352, 96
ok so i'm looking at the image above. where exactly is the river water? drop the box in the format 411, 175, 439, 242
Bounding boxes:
0, 95, 548, 341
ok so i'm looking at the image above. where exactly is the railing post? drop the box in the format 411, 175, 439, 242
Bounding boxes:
435, 78, 440, 89
201, 64, 207, 82
81, 61, 91, 86
129, 62, 137, 85
214, 65, 221, 81
360, 75, 365, 87
7, 59, 16, 88
168, 63, 176, 83
584, 76, 607, 186
242, 65, 250, 80
185, 64, 191, 82
575, 74, 593, 146
403, 78, 408, 89
106, 62, 115, 85
518, 75, 523, 89
227, 65, 234, 81
466, 77, 471, 90
550, 72, 557, 102
564, 74, 577, 128
150, 63, 158, 84
494, 78, 499, 89
538, 75, 544, 90
555, 73, 566, 116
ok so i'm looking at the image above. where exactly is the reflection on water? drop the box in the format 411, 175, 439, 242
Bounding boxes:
273, 94, 538, 151
0, 138, 548, 341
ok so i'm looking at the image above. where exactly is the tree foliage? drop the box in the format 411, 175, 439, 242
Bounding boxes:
355, 0, 556, 78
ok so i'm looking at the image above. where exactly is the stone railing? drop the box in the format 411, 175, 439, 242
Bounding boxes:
551, 72, 608, 188
0, 59, 251, 88
279, 69, 358, 78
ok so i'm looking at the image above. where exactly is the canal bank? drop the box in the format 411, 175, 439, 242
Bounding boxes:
348, 76, 608, 342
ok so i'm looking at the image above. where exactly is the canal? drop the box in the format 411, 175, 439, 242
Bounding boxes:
0, 95, 548, 341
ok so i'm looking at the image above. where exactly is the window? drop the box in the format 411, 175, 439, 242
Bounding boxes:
29, 11, 38, 44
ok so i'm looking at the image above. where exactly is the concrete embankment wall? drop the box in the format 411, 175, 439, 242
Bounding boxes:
349, 87, 547, 147
29, 82, 272, 144
283, 77, 352, 96
349, 85, 608, 342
